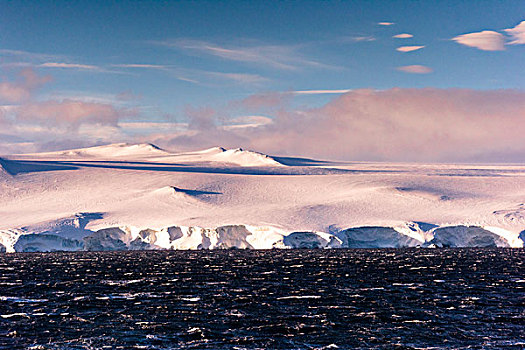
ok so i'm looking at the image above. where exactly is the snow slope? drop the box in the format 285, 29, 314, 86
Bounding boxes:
1, 143, 524, 252
16, 143, 170, 159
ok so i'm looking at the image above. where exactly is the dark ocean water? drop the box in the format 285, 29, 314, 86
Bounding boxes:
0, 249, 523, 350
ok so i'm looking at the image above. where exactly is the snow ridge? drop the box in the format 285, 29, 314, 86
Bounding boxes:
20, 143, 169, 159
149, 146, 285, 167
211, 148, 284, 167
20, 143, 286, 167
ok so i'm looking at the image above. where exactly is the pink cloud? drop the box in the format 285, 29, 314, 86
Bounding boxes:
0, 68, 52, 103
156, 88, 525, 162
452, 30, 505, 51
0, 69, 132, 129
393, 33, 413, 39
505, 20, 525, 45
396, 46, 425, 52
233, 91, 292, 110
0, 83, 31, 103
0, 69, 139, 153
18, 68, 53, 89
184, 106, 217, 131
16, 100, 133, 127
396, 65, 433, 74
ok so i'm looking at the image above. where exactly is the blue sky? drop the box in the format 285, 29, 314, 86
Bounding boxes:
1, 1, 525, 161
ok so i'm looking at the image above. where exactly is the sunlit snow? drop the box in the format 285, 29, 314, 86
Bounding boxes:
0, 143, 523, 252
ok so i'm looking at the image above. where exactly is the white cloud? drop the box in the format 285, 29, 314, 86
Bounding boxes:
39, 62, 99, 70
396, 65, 433, 74
119, 122, 187, 130
0, 49, 65, 61
38, 62, 128, 74
175, 76, 200, 84
291, 89, 352, 95
452, 30, 505, 51
504, 20, 525, 45
111, 64, 170, 70
204, 71, 269, 85
393, 33, 413, 39
378, 22, 394, 26
222, 115, 273, 130
349, 36, 376, 42
396, 46, 425, 52
43, 91, 140, 107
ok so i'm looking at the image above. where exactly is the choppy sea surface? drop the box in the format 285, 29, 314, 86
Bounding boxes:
0, 249, 523, 350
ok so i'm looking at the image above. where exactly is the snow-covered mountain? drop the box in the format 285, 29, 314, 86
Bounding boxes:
16, 143, 170, 159
150, 146, 285, 167
1, 143, 524, 252
14, 143, 285, 167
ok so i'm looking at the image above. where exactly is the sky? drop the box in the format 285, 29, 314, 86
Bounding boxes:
0, 0, 524, 162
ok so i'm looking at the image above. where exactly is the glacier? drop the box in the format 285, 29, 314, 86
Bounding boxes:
0, 213, 521, 252
1, 143, 524, 252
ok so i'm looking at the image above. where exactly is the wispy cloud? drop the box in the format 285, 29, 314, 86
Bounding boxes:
452, 30, 505, 51
396, 65, 433, 74
119, 121, 187, 135
0, 60, 127, 74
291, 89, 352, 95
393, 33, 413, 39
396, 46, 425, 52
347, 36, 376, 42
39, 62, 100, 70
38, 62, 129, 74
0, 50, 111, 72
204, 71, 269, 85
154, 39, 332, 70
111, 63, 170, 70
504, 20, 525, 45
1, 50, 129, 74
120, 121, 187, 129
111, 61, 269, 86
175, 76, 201, 84
222, 115, 273, 130
0, 49, 65, 62
378, 22, 395, 26
44, 90, 141, 106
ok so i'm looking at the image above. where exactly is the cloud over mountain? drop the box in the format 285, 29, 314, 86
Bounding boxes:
155, 88, 525, 162
0, 69, 136, 154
